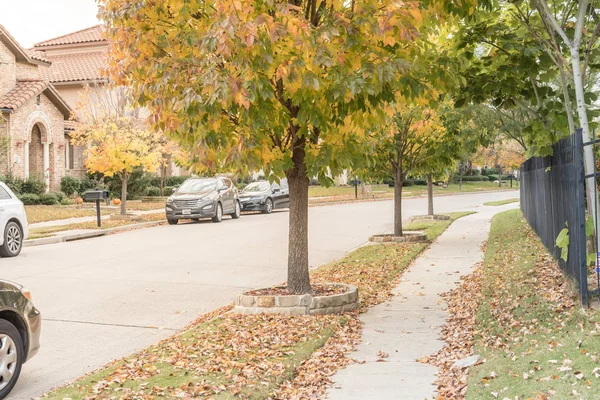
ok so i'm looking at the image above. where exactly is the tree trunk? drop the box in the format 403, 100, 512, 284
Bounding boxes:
160, 166, 166, 196
394, 166, 403, 236
427, 174, 434, 216
121, 170, 128, 215
571, 46, 600, 239
285, 144, 311, 294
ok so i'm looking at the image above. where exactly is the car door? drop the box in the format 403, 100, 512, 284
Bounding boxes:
271, 182, 284, 209
220, 178, 235, 213
0, 185, 13, 240
278, 179, 290, 208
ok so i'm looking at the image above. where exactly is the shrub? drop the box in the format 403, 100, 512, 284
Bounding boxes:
39, 192, 59, 205
402, 180, 414, 187
61, 176, 81, 196
146, 186, 161, 196
0, 173, 24, 194
19, 193, 41, 205
165, 176, 189, 187
413, 179, 427, 186
51, 191, 64, 203
164, 186, 176, 196
21, 177, 46, 195
487, 174, 499, 182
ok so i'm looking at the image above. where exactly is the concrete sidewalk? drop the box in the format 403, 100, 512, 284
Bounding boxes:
326, 205, 517, 400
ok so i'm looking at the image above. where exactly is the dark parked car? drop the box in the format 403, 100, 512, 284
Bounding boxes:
165, 177, 240, 224
0, 280, 41, 399
239, 179, 289, 214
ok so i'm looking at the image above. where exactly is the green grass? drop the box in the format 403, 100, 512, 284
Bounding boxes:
308, 182, 514, 201
483, 198, 519, 206
27, 213, 166, 239
466, 209, 600, 399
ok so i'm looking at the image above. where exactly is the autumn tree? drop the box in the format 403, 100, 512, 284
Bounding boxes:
72, 86, 164, 214
98, 0, 480, 294
365, 103, 449, 235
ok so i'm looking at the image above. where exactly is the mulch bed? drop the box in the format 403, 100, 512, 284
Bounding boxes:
246, 284, 347, 297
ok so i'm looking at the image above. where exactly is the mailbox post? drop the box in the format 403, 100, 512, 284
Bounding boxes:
84, 190, 109, 227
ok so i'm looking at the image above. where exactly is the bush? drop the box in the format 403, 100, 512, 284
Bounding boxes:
19, 193, 41, 205
450, 175, 487, 183
146, 186, 161, 196
165, 176, 189, 187
39, 192, 59, 205
0, 173, 24, 194
51, 191, 64, 203
61, 176, 81, 196
21, 177, 46, 195
471, 169, 481, 176
413, 179, 427, 186
487, 174, 499, 182
164, 186, 176, 196
402, 180, 414, 187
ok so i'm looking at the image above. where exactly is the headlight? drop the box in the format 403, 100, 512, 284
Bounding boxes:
166, 197, 174, 203
202, 204, 213, 210
21, 287, 32, 302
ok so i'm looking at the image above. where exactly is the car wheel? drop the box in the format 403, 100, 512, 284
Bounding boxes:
262, 198, 273, 214
212, 203, 223, 223
0, 222, 22, 258
0, 320, 23, 399
231, 201, 241, 219
167, 219, 178, 225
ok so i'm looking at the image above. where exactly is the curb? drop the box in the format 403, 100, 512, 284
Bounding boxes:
24, 220, 166, 248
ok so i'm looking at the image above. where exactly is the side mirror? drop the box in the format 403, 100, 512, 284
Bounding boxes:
273, 187, 281, 193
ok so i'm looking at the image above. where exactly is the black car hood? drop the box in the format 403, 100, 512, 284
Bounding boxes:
239, 190, 270, 199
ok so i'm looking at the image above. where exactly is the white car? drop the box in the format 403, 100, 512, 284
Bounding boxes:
0, 182, 28, 257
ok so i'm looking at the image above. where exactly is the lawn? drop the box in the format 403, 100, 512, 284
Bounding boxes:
483, 198, 519, 206
24, 205, 99, 224
431, 209, 600, 400
308, 182, 516, 204
28, 212, 167, 239
44, 212, 473, 399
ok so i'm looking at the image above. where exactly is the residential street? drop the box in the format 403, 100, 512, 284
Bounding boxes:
3, 191, 517, 399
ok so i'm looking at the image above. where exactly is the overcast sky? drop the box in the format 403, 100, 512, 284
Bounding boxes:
1, 0, 100, 48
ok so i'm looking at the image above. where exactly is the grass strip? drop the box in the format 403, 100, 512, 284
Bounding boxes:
44, 212, 473, 400
28, 213, 166, 239
483, 198, 519, 206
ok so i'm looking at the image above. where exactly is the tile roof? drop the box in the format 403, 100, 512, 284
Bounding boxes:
0, 80, 48, 110
64, 120, 81, 131
0, 80, 72, 118
34, 25, 105, 47
0, 25, 50, 65
38, 51, 107, 83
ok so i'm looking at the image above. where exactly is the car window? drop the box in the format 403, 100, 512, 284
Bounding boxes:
279, 179, 288, 191
242, 182, 270, 192
0, 186, 11, 200
272, 183, 281, 191
223, 179, 232, 188
177, 179, 217, 193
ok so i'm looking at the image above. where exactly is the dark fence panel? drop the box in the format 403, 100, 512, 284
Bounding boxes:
520, 131, 588, 305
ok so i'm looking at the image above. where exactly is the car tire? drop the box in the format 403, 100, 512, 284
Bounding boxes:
231, 201, 241, 219
167, 219, 178, 225
212, 203, 223, 223
0, 320, 24, 399
0, 222, 22, 258
262, 198, 273, 214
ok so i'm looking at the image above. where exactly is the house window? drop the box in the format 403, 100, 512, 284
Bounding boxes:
64, 134, 74, 169
36, 95, 41, 105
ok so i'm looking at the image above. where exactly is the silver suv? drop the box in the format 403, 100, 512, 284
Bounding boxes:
165, 177, 241, 224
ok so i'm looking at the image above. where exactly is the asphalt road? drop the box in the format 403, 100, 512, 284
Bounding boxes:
2, 190, 519, 399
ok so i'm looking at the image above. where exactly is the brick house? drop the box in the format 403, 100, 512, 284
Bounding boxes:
0, 25, 74, 191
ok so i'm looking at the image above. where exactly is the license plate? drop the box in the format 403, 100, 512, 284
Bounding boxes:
182, 209, 192, 215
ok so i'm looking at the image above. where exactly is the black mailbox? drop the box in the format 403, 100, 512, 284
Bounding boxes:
84, 190, 109, 201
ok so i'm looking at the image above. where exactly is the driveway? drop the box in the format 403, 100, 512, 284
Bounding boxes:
3, 190, 518, 399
